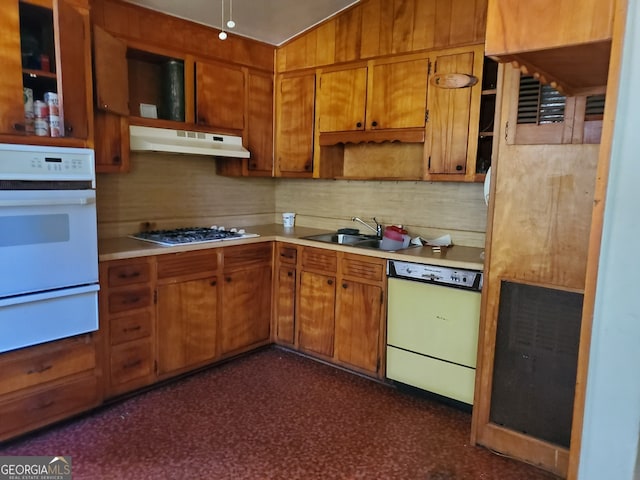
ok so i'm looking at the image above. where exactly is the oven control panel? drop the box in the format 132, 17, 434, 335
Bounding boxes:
0, 144, 95, 181
387, 260, 483, 291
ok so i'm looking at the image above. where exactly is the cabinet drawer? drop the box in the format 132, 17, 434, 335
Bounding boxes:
108, 261, 151, 287
342, 255, 384, 282
277, 244, 297, 265
110, 339, 154, 388
0, 375, 99, 441
108, 287, 152, 314
302, 247, 337, 273
0, 335, 96, 397
224, 243, 272, 270
157, 250, 218, 280
110, 311, 152, 345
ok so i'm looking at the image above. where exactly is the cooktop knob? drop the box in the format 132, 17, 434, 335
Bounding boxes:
238, 229, 246, 234
230, 228, 238, 233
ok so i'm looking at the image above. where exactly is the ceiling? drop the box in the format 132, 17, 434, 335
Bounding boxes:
124, 0, 360, 46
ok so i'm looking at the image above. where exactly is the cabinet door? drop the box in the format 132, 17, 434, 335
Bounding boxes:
427, 50, 477, 175
0, 1, 23, 134
335, 280, 383, 374
57, 0, 90, 139
275, 265, 296, 345
220, 265, 272, 354
92, 24, 129, 116
94, 111, 130, 173
275, 73, 315, 176
196, 61, 245, 131
246, 70, 274, 175
317, 66, 367, 132
367, 57, 429, 130
156, 277, 218, 374
298, 270, 336, 357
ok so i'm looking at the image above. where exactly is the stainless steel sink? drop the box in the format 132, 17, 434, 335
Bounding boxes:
302, 233, 420, 252
302, 233, 378, 245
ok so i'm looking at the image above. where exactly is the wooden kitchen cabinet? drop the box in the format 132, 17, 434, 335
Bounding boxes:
195, 60, 245, 133
0, 0, 92, 145
0, 334, 100, 441
297, 247, 337, 358
156, 250, 218, 377
484, 0, 613, 95
220, 243, 273, 356
334, 254, 385, 376
246, 70, 274, 176
275, 72, 316, 177
273, 244, 298, 345
317, 54, 430, 137
425, 45, 485, 180
100, 257, 155, 397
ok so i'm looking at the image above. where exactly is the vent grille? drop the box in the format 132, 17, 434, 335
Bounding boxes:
586, 94, 606, 120
517, 76, 566, 125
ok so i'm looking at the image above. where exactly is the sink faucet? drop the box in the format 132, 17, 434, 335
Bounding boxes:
352, 217, 383, 238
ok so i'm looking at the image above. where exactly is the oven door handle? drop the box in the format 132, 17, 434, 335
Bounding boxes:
0, 284, 100, 308
0, 197, 96, 207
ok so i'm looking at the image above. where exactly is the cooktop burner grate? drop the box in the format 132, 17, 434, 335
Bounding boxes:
130, 227, 259, 246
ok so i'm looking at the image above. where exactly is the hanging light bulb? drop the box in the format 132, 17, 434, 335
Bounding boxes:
226, 0, 235, 29
218, 0, 227, 40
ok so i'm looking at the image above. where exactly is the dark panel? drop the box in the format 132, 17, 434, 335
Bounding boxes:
490, 281, 583, 447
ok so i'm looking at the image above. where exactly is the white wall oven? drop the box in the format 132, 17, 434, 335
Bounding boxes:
0, 144, 99, 353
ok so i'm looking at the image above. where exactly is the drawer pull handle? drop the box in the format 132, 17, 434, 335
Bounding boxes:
27, 364, 53, 375
124, 325, 142, 333
123, 296, 141, 304
123, 359, 142, 369
38, 400, 55, 410
119, 271, 140, 279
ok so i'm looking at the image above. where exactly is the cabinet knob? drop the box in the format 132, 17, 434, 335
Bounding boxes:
327, 279, 334, 285
304, 163, 311, 171
225, 277, 232, 283
342, 283, 348, 289
287, 271, 293, 277
456, 165, 463, 171
356, 121, 362, 128
371, 121, 378, 128
210, 280, 217, 286
13, 123, 26, 132
113, 155, 121, 165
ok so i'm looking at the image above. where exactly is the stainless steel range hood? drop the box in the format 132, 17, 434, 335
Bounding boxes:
129, 125, 250, 158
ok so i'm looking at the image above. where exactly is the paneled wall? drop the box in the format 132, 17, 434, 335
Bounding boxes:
96, 153, 275, 238
276, 179, 487, 247
97, 154, 487, 247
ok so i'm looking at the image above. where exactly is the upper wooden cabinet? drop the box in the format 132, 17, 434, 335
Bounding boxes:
245, 70, 274, 176
425, 45, 484, 178
275, 72, 316, 177
195, 60, 245, 133
484, 0, 614, 95
317, 54, 430, 142
0, 0, 92, 146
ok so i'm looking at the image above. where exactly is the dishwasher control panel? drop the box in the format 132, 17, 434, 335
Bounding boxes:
387, 260, 483, 291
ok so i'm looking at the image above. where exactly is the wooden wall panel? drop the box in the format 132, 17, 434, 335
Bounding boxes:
92, 0, 274, 72
334, 6, 362, 63
277, 0, 488, 72
275, 178, 487, 248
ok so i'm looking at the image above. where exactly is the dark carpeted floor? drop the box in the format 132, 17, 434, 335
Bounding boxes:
0, 347, 559, 479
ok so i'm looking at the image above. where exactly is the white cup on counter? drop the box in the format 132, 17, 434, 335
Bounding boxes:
282, 212, 296, 228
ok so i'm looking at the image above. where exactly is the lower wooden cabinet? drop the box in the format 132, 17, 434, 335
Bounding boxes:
0, 334, 100, 441
156, 250, 219, 376
220, 244, 273, 355
100, 257, 156, 397
274, 244, 298, 345
334, 255, 385, 375
295, 247, 386, 377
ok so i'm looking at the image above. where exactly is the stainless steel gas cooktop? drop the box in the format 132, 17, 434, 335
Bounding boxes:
130, 226, 259, 246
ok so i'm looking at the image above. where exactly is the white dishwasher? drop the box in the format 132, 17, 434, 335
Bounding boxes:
386, 260, 482, 406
